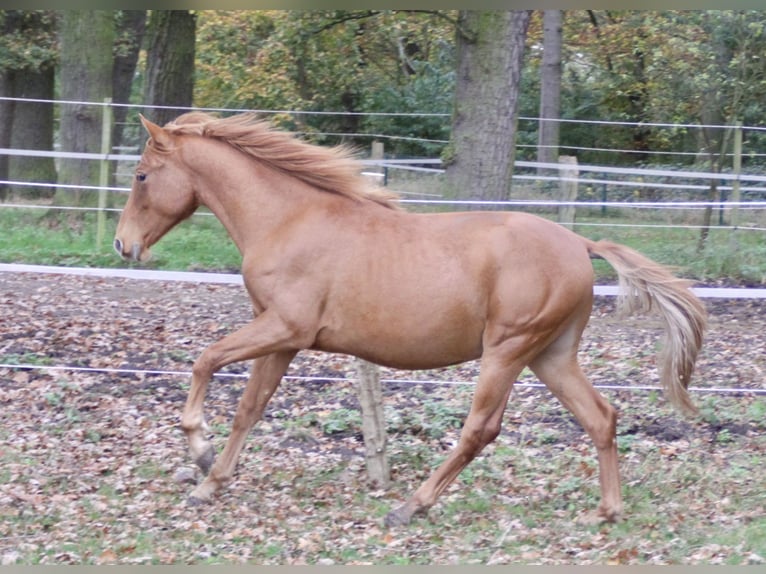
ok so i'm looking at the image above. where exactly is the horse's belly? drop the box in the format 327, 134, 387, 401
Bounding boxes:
314, 338, 482, 371
313, 305, 485, 370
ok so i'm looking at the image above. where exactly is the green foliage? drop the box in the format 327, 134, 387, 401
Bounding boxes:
320, 408, 361, 435
362, 56, 454, 157
194, 10, 455, 156
576, 11, 766, 165
7, 10, 766, 170
9, 9, 766, 169
386, 388, 469, 439
511, 11, 766, 168
0, 352, 52, 366
0, 11, 58, 72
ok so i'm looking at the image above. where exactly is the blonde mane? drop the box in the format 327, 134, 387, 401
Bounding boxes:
158, 111, 399, 209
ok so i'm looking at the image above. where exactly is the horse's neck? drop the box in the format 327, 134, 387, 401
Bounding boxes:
192, 150, 316, 255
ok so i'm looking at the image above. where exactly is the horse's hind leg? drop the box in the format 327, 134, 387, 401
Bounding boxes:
384, 355, 522, 527
529, 343, 622, 523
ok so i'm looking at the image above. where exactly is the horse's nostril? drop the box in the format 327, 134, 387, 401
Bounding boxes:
114, 238, 123, 255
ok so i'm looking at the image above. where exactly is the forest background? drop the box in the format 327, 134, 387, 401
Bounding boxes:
4, 11, 766, 185
2, 10, 766, 281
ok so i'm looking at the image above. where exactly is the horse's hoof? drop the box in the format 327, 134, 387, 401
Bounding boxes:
186, 495, 207, 507
173, 467, 198, 485
196, 445, 216, 475
383, 507, 411, 528
578, 508, 621, 526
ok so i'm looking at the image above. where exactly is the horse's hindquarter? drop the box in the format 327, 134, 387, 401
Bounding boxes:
309, 210, 595, 370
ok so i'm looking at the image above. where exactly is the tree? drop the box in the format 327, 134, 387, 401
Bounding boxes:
0, 11, 21, 202
443, 10, 532, 204
111, 10, 146, 178
0, 10, 57, 200
143, 10, 196, 127
537, 10, 562, 175
56, 10, 114, 206
194, 10, 455, 156
686, 12, 766, 249
0, 61, 9, 202
573, 11, 656, 162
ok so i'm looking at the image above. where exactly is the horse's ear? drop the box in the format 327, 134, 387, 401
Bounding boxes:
139, 114, 173, 150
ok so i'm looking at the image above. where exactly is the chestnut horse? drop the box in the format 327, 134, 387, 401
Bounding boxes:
114, 112, 706, 527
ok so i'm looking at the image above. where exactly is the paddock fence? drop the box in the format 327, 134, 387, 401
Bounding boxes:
2, 97, 766, 229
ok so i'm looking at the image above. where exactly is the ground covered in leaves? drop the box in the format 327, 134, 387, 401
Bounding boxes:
0, 271, 764, 565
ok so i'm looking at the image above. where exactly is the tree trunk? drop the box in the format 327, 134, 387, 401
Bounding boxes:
143, 10, 196, 127
8, 66, 57, 199
112, 11, 147, 166
444, 10, 532, 206
0, 10, 57, 202
697, 123, 728, 253
696, 23, 735, 252
0, 12, 17, 202
537, 10, 562, 176
0, 69, 14, 202
56, 11, 115, 206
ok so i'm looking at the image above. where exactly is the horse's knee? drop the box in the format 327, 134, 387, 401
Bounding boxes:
180, 410, 202, 432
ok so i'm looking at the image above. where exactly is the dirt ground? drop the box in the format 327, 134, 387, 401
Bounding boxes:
1, 270, 764, 441
0, 270, 764, 564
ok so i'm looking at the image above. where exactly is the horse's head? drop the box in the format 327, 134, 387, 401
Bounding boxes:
114, 115, 199, 262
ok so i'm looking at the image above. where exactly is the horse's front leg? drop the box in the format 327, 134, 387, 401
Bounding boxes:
180, 361, 217, 476
186, 350, 296, 504
178, 310, 310, 504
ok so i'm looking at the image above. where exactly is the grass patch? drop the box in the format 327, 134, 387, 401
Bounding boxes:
1, 375, 763, 564
0, 208, 242, 272
574, 217, 766, 284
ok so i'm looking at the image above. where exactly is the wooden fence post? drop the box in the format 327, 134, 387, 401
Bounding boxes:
354, 358, 390, 488
728, 121, 743, 256
354, 140, 390, 489
96, 98, 112, 250
730, 121, 742, 229
557, 155, 578, 227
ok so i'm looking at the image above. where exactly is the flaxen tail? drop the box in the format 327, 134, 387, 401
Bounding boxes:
585, 239, 707, 415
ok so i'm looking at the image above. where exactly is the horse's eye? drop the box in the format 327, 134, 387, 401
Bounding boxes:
136, 173, 147, 182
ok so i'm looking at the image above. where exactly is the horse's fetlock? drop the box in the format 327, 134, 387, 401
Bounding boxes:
180, 419, 198, 435
209, 468, 233, 487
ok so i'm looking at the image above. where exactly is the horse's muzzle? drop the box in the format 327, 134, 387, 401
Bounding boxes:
113, 238, 144, 261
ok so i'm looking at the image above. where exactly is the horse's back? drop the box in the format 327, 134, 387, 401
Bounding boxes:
402, 210, 595, 300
